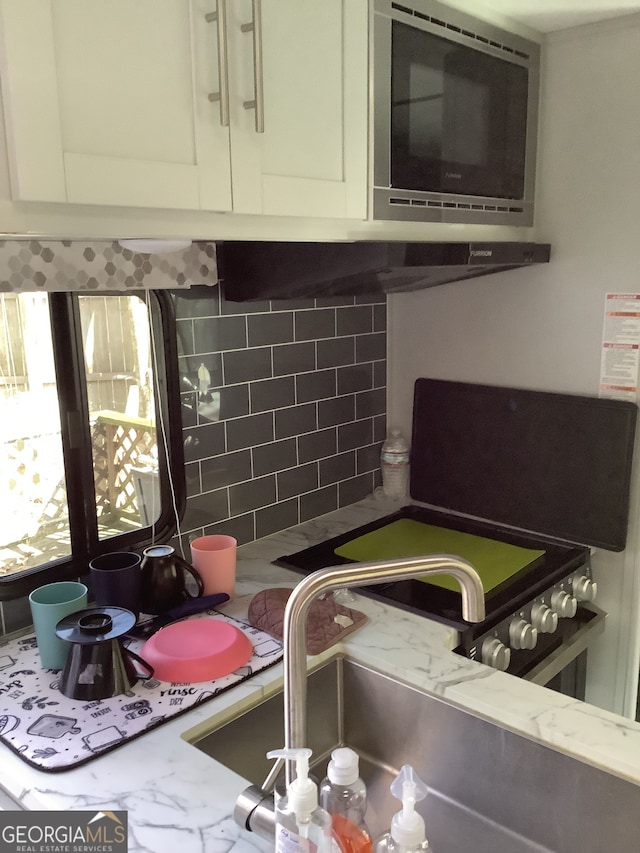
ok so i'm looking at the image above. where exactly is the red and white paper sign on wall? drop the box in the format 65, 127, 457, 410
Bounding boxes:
600, 293, 640, 401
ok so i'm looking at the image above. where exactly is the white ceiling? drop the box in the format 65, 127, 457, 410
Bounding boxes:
483, 0, 640, 32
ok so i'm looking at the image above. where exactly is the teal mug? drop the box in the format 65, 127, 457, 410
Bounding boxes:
29, 581, 88, 670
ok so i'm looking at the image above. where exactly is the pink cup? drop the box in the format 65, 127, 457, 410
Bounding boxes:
190, 535, 237, 598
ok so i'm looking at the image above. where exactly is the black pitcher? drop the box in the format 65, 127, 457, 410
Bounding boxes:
56, 607, 154, 700
139, 545, 204, 614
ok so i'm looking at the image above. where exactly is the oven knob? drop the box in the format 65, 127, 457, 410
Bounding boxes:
508, 618, 538, 650
572, 574, 597, 602
530, 602, 558, 634
550, 589, 577, 618
481, 637, 511, 671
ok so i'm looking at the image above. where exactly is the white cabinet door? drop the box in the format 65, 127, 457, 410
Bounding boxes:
0, 0, 233, 211
227, 0, 367, 219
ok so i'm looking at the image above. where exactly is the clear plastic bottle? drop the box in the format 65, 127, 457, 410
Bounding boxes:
267, 747, 340, 853
374, 765, 431, 853
380, 429, 410, 499
319, 747, 373, 853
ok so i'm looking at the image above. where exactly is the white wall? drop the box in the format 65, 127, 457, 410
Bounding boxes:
387, 13, 640, 718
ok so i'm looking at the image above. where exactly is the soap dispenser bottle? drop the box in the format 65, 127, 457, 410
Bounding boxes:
374, 765, 431, 853
267, 747, 340, 853
319, 747, 373, 853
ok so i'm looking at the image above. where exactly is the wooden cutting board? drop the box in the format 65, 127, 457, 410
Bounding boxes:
334, 518, 545, 593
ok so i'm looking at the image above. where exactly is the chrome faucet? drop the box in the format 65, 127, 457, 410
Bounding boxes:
234, 554, 485, 840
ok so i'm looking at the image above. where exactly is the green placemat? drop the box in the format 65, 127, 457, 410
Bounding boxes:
334, 518, 545, 593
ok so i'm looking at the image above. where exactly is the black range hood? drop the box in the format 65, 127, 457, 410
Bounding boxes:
217, 240, 551, 301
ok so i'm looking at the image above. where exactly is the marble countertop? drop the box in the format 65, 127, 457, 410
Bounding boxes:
2, 495, 640, 852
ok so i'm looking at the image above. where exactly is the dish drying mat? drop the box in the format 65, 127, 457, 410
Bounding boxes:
335, 519, 546, 593
0, 610, 283, 772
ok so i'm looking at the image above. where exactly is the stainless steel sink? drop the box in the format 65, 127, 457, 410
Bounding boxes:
186, 657, 640, 853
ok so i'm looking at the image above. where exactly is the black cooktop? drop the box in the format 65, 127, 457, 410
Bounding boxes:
276, 503, 588, 631
276, 379, 637, 634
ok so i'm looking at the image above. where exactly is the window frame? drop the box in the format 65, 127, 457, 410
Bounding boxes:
0, 289, 185, 600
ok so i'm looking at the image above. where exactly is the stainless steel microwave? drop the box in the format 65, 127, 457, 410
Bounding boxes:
372, 0, 541, 226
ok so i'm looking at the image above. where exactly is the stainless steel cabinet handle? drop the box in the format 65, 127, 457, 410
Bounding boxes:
205, 0, 230, 127
240, 0, 265, 133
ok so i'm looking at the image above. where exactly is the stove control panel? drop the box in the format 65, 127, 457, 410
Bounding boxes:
465, 564, 596, 675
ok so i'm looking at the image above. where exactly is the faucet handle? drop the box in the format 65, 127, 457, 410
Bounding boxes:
261, 754, 285, 793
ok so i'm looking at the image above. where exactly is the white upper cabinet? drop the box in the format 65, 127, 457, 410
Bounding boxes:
0, 0, 367, 219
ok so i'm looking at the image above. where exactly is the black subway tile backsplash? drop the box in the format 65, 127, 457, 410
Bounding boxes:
277, 462, 319, 501
176, 318, 196, 356
194, 314, 247, 353
223, 346, 272, 384
337, 364, 373, 395
356, 292, 386, 305
201, 449, 253, 491
226, 412, 274, 452
374, 414, 387, 443
315, 295, 356, 308
222, 298, 271, 315
273, 341, 316, 376
229, 475, 277, 515
256, 499, 300, 540
356, 388, 387, 420
357, 443, 382, 475
337, 305, 373, 336
171, 286, 387, 571
250, 376, 296, 413
202, 384, 250, 423
317, 336, 355, 369
339, 472, 376, 507
247, 312, 294, 347
183, 421, 226, 463
320, 451, 356, 487
252, 438, 298, 477
199, 511, 255, 545
185, 461, 201, 497
181, 392, 198, 428
356, 332, 387, 363
174, 285, 221, 320
295, 308, 336, 341
374, 303, 387, 332
298, 428, 337, 464
180, 353, 223, 390
296, 369, 337, 404
275, 403, 318, 440
182, 489, 229, 531
300, 485, 339, 522
318, 395, 355, 429
338, 419, 374, 453
373, 361, 387, 389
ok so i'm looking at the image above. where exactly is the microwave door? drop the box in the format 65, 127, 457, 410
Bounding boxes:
441, 48, 529, 200
390, 21, 529, 201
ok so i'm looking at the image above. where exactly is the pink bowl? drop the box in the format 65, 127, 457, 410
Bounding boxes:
141, 619, 252, 683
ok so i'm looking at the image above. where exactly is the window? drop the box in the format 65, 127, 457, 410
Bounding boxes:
0, 290, 184, 599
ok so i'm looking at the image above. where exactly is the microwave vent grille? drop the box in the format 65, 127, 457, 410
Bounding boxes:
390, 2, 530, 60
389, 197, 524, 215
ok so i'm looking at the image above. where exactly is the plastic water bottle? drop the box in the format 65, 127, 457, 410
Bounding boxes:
380, 429, 410, 499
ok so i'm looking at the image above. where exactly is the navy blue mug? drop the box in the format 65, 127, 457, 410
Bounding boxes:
89, 552, 142, 619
